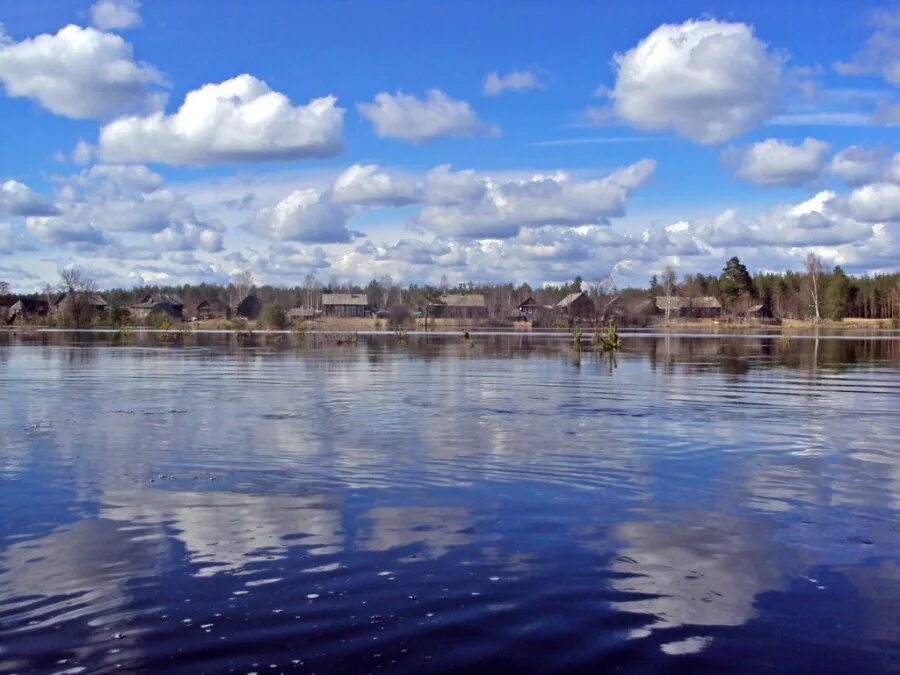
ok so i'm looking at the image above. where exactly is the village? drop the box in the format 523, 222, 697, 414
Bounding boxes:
0, 285, 795, 330
1, 256, 898, 331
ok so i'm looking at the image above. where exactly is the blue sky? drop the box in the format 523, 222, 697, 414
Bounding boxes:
0, 0, 897, 291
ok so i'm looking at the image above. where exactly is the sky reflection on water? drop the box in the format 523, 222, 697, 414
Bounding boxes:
0, 332, 898, 673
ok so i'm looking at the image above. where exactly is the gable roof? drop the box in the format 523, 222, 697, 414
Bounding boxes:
656, 296, 687, 311
133, 292, 184, 309
322, 293, 369, 306
197, 298, 229, 310
556, 292, 589, 308
52, 292, 107, 308
655, 296, 722, 310
438, 294, 486, 307
518, 296, 539, 308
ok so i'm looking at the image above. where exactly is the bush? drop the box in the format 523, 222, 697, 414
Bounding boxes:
148, 312, 171, 330
389, 304, 411, 327
262, 303, 287, 330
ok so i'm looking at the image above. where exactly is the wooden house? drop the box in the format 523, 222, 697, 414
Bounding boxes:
517, 296, 541, 316
7, 298, 50, 324
196, 298, 231, 320
131, 292, 184, 322
655, 296, 723, 319
235, 293, 262, 320
430, 294, 488, 319
50, 292, 108, 318
322, 293, 371, 318
555, 292, 595, 319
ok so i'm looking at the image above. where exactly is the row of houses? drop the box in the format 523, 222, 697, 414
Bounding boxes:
1, 291, 264, 325
3, 288, 750, 326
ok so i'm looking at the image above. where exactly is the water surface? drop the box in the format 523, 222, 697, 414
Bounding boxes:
1, 332, 898, 673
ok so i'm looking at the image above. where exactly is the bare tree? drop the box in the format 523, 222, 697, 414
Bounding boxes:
230, 269, 255, 306
302, 272, 319, 308
0, 280, 9, 296
662, 266, 677, 324
804, 252, 823, 322
58, 268, 97, 328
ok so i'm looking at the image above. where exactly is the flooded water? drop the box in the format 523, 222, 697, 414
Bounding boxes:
1, 331, 898, 673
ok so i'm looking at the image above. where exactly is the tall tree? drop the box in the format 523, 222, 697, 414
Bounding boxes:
824, 265, 849, 321
58, 268, 97, 328
662, 266, 677, 323
719, 256, 753, 310
804, 252, 823, 322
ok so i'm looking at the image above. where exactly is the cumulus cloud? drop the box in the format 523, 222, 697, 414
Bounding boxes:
358, 89, 497, 142
331, 164, 420, 206
0, 180, 59, 216
0, 24, 165, 119
828, 146, 891, 186
842, 182, 900, 223
251, 189, 358, 243
415, 159, 656, 238
0, 222, 32, 254
26, 214, 113, 249
98, 74, 344, 164
689, 191, 873, 248
483, 70, 542, 96
834, 9, 900, 85
90, 0, 142, 31
608, 19, 784, 144
725, 137, 830, 185
71, 140, 95, 165
25, 164, 222, 254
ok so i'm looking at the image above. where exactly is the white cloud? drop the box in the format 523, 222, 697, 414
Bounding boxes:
886, 154, 900, 184
828, 146, 890, 186
725, 137, 830, 185
483, 70, 542, 96
71, 140, 95, 165
358, 89, 496, 142
26, 214, 113, 249
0, 24, 165, 119
251, 189, 358, 243
98, 74, 344, 164
609, 19, 784, 144
24, 164, 223, 255
90, 0, 142, 31
331, 164, 419, 206
689, 191, 873, 248
842, 182, 900, 223
834, 9, 900, 85
415, 159, 656, 238
0, 222, 32, 254
0, 180, 58, 216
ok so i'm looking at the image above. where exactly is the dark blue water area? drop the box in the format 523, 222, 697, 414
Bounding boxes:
0, 332, 898, 673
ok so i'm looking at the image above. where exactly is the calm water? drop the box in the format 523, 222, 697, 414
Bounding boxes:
1, 332, 898, 673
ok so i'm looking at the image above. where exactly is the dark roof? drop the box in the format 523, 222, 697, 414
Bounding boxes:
197, 298, 229, 311
322, 293, 369, 306
9, 298, 50, 314
437, 294, 486, 307
518, 296, 539, 308
132, 292, 184, 309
